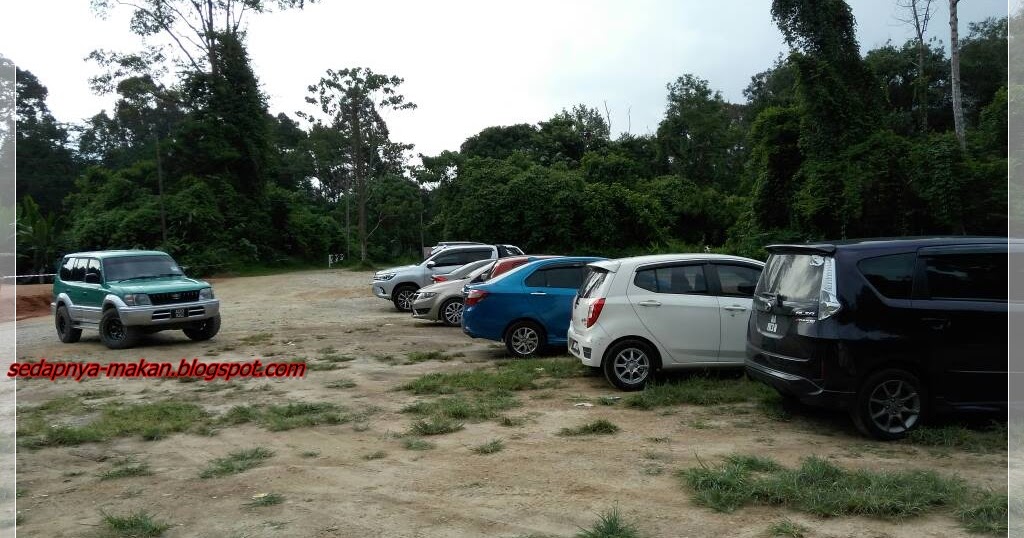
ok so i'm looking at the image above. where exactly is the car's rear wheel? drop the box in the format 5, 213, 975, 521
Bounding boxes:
851, 368, 925, 440
505, 321, 545, 358
392, 285, 417, 312
55, 305, 82, 343
184, 314, 221, 341
439, 298, 464, 327
99, 309, 139, 350
603, 339, 655, 391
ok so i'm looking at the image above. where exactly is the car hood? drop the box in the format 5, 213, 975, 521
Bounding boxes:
376, 264, 418, 275
108, 276, 211, 295
418, 278, 467, 294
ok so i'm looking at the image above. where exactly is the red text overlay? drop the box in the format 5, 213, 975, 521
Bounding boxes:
7, 358, 306, 382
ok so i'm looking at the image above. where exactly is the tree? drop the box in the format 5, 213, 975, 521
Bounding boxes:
895, 0, 936, 132
949, 0, 966, 149
15, 69, 79, 215
300, 67, 417, 262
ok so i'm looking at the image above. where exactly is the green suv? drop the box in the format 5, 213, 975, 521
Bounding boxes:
51, 250, 221, 349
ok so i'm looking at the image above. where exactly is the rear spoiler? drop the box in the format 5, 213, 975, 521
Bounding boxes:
765, 244, 837, 255
589, 260, 620, 273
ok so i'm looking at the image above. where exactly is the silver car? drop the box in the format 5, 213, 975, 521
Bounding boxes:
411, 259, 494, 326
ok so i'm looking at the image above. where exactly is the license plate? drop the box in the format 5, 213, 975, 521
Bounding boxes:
570, 339, 580, 354
172, 308, 187, 318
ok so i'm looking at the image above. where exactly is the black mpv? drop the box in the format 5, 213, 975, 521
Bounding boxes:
745, 237, 1009, 440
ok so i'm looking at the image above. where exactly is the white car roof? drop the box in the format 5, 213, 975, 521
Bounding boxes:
590, 253, 763, 272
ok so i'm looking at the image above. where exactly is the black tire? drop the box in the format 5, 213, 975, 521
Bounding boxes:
603, 339, 656, 391
184, 314, 221, 341
54, 305, 82, 344
99, 309, 139, 350
504, 320, 545, 358
851, 368, 925, 440
438, 298, 464, 327
392, 285, 418, 312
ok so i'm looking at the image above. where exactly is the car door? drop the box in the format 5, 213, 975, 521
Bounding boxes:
709, 262, 763, 363
427, 250, 467, 275
914, 245, 1007, 405
627, 263, 719, 364
524, 263, 588, 345
64, 257, 88, 320
78, 258, 107, 323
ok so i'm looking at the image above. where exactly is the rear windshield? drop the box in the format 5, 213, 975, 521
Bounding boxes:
755, 254, 824, 303
578, 268, 608, 298
103, 255, 183, 282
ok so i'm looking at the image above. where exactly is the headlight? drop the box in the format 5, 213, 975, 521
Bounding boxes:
373, 272, 396, 281
417, 292, 437, 300
198, 287, 214, 300
124, 294, 151, 306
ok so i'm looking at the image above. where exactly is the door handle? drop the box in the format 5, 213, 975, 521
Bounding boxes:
530, 292, 547, 296
923, 317, 951, 331
637, 300, 661, 307
723, 305, 747, 312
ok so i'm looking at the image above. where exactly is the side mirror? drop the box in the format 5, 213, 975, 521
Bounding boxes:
426, 261, 436, 269
85, 273, 101, 284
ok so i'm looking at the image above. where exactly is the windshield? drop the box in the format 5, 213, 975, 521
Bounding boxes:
755, 254, 824, 303
578, 268, 608, 299
103, 255, 184, 282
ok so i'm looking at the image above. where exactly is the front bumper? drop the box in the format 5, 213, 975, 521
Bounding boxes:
119, 299, 220, 326
372, 283, 392, 300
411, 295, 441, 320
567, 326, 607, 367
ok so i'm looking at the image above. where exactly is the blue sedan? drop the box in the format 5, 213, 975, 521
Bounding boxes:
462, 256, 606, 358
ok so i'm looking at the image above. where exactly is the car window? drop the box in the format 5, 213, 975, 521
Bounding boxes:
103, 255, 183, 281
431, 251, 463, 267
756, 254, 824, 303
714, 264, 761, 297
59, 257, 76, 281
463, 249, 493, 263
634, 265, 707, 294
922, 253, 1005, 301
86, 259, 102, 282
525, 265, 586, 289
70, 258, 88, 282
858, 253, 916, 300
579, 268, 609, 298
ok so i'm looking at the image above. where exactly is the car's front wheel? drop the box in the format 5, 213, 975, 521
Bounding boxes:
392, 285, 417, 312
439, 298, 464, 327
184, 314, 221, 341
55, 305, 82, 343
504, 320, 545, 358
603, 339, 655, 391
851, 368, 925, 440
99, 309, 139, 350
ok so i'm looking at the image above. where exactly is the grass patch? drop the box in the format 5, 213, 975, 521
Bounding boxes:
406, 350, 455, 363
362, 450, 387, 461
402, 438, 436, 451
99, 462, 153, 481
299, 450, 320, 458
471, 439, 505, 455
305, 361, 341, 371
18, 401, 208, 448
408, 418, 464, 436
906, 422, 1007, 453
321, 354, 356, 363
767, 518, 808, 537
625, 377, 773, 409
576, 507, 642, 538
239, 332, 274, 345
399, 358, 587, 395
100, 510, 170, 537
559, 419, 620, 437
199, 447, 274, 479
324, 379, 357, 389
679, 453, 995, 532
500, 415, 528, 427
246, 493, 284, 508
219, 402, 348, 431
402, 391, 520, 422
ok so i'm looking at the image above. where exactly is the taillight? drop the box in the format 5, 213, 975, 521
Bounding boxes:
465, 289, 489, 307
585, 298, 605, 328
817, 256, 841, 320
432, 275, 448, 283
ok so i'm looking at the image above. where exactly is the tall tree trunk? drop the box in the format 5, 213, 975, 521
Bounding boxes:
351, 108, 367, 262
950, 0, 966, 149
912, 0, 930, 132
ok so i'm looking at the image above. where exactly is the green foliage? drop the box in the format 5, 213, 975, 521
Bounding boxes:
100, 510, 170, 537
199, 447, 274, 478
558, 419, 620, 436
624, 376, 774, 410
576, 507, 643, 538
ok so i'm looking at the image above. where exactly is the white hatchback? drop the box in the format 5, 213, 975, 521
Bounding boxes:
568, 254, 764, 390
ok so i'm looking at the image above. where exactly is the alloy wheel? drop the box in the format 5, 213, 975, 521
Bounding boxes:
443, 302, 463, 325
612, 348, 649, 384
867, 379, 921, 434
510, 327, 539, 355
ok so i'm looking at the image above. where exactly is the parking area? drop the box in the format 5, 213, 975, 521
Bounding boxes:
14, 269, 1008, 537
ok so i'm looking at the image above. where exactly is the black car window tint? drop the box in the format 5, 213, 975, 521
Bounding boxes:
86, 259, 102, 281
858, 253, 916, 299
525, 268, 546, 287
544, 266, 585, 289
432, 252, 462, 266
464, 249, 492, 263
60, 258, 75, 281
633, 265, 706, 294
579, 269, 608, 298
923, 253, 1004, 301
634, 268, 658, 292
70, 258, 87, 281
715, 264, 761, 297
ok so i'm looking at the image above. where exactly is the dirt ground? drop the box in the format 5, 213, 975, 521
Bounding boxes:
11, 269, 1008, 538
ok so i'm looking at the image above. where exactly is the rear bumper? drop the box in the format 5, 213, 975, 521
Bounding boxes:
745, 359, 854, 409
119, 299, 220, 326
567, 326, 607, 367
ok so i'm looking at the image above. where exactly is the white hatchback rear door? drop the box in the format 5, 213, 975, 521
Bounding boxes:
627, 263, 720, 364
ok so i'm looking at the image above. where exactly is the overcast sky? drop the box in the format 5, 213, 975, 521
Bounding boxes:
1, 0, 1009, 159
